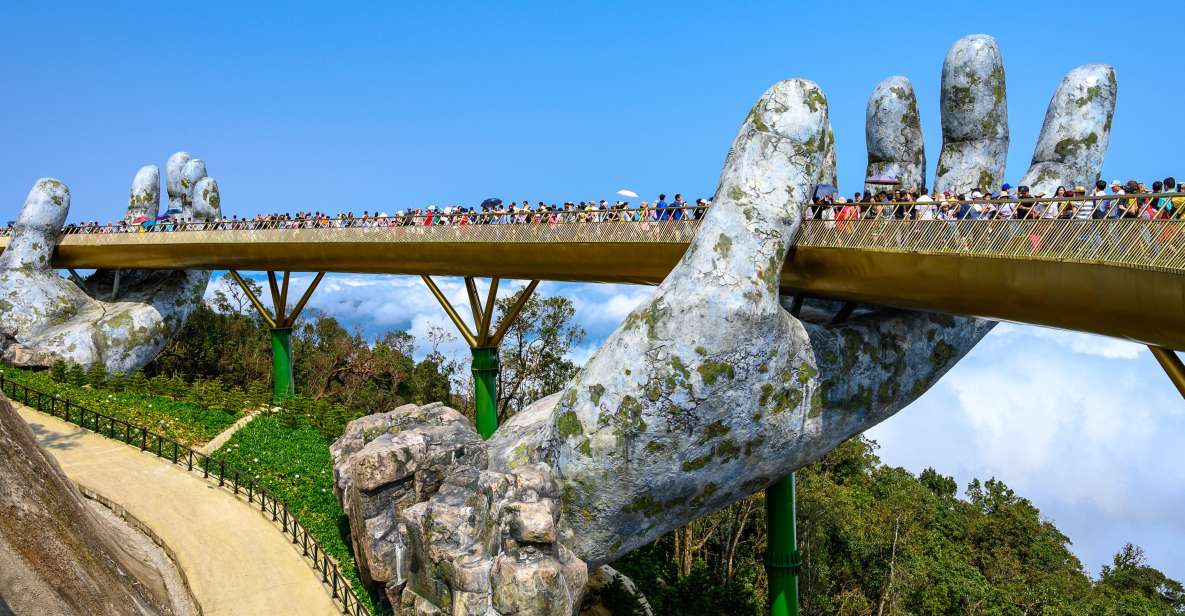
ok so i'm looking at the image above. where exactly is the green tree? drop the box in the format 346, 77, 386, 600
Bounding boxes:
494, 290, 585, 421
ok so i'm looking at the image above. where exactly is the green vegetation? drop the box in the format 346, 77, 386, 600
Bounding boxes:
0, 364, 242, 445
612, 436, 1185, 615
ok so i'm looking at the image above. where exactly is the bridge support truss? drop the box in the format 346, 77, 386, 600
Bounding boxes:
422, 275, 539, 439
227, 270, 325, 403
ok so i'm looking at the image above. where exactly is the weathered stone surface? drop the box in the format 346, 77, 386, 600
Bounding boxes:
865, 76, 925, 194
125, 165, 160, 223
178, 159, 207, 219
0, 153, 218, 373
164, 152, 192, 212
0, 397, 176, 615
935, 34, 1008, 193
1021, 64, 1116, 195
331, 405, 586, 615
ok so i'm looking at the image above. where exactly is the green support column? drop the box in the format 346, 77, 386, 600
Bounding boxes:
471, 346, 500, 440
766, 472, 801, 616
271, 327, 294, 402
228, 270, 324, 405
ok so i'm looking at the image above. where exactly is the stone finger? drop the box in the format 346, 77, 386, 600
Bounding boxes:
165, 151, 192, 212
865, 76, 925, 194
0, 179, 70, 271
191, 177, 221, 221
1020, 64, 1117, 195
934, 34, 1008, 194
124, 165, 160, 223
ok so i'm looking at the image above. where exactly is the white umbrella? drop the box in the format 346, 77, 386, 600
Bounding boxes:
617, 189, 639, 198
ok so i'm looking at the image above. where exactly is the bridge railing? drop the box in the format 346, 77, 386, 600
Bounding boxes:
798, 192, 1185, 274
0, 374, 372, 616
14, 206, 711, 237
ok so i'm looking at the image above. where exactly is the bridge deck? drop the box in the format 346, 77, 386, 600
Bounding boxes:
3, 217, 1183, 350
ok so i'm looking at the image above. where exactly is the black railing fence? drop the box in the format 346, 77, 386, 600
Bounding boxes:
0, 374, 371, 616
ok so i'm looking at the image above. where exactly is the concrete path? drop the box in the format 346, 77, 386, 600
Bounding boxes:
198, 409, 261, 455
16, 404, 342, 616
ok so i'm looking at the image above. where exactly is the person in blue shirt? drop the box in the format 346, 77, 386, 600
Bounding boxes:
656, 194, 669, 221
671, 194, 685, 221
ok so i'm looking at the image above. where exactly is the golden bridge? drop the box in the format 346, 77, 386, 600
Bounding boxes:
4, 195, 1185, 393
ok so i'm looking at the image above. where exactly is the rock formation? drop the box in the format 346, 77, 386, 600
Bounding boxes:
0, 397, 176, 615
0, 152, 218, 373
331, 404, 586, 614
332, 34, 1117, 614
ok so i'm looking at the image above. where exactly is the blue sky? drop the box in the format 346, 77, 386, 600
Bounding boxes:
4, 0, 1185, 579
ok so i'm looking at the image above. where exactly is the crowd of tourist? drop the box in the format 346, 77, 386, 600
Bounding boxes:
1, 194, 712, 235
5, 179, 1185, 238
806, 177, 1185, 222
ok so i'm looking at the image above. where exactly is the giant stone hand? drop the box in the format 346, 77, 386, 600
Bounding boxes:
332, 35, 1116, 614
0, 152, 220, 373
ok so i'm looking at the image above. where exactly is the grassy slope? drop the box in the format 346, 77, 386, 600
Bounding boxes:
0, 367, 239, 445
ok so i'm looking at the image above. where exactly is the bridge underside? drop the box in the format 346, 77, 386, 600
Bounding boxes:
4, 227, 1183, 351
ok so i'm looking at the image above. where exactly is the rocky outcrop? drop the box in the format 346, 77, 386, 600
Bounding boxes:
0, 397, 175, 615
331, 404, 586, 615
0, 152, 218, 373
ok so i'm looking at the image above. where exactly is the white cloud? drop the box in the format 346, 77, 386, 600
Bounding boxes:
994, 322, 1143, 360
207, 273, 656, 364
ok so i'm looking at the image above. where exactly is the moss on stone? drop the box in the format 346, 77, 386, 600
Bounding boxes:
798, 361, 817, 384
714, 233, 732, 258
577, 438, 592, 456
715, 439, 741, 462
681, 452, 713, 472
700, 420, 730, 442
948, 85, 974, 111
589, 384, 605, 405
556, 411, 584, 439
930, 339, 957, 368
1054, 132, 1099, 160
697, 361, 735, 386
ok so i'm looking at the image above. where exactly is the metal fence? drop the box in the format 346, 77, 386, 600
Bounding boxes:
0, 375, 372, 616
796, 216, 1185, 274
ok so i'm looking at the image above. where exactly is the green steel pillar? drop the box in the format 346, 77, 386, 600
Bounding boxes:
766, 472, 801, 616
271, 327, 294, 402
471, 346, 499, 440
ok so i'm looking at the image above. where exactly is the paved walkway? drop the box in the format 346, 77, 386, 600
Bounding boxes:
16, 404, 342, 616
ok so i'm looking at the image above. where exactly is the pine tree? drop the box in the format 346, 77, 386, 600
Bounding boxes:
86, 362, 107, 389
66, 363, 86, 386
50, 360, 67, 383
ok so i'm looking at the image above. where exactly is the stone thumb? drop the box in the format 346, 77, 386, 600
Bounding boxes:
0, 179, 69, 271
